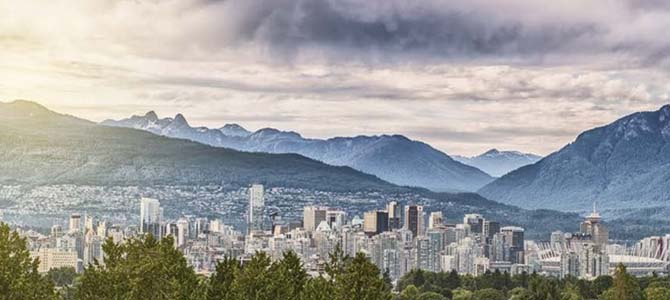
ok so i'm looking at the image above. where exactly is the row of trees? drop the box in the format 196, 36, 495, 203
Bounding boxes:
2, 222, 670, 300
397, 264, 670, 300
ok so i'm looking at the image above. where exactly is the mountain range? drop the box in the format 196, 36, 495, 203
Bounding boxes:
480, 104, 670, 213
102, 112, 495, 192
0, 100, 395, 191
453, 149, 542, 177
0, 100, 593, 239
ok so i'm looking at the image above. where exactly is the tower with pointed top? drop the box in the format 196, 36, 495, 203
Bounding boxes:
580, 202, 609, 248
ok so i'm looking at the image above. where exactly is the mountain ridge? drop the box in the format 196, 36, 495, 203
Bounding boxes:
102, 112, 494, 192
453, 149, 542, 177
479, 104, 670, 212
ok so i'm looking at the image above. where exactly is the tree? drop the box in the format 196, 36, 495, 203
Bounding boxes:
269, 251, 308, 300
508, 287, 533, 300
0, 223, 56, 300
644, 287, 670, 300
233, 251, 273, 300
47, 266, 77, 287
334, 252, 392, 300
610, 264, 642, 300
303, 276, 334, 300
206, 256, 240, 300
75, 235, 202, 300
400, 285, 420, 300
451, 288, 473, 300
417, 291, 445, 300
560, 282, 583, 300
472, 288, 505, 300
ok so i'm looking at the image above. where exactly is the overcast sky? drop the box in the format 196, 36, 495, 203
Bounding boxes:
2, 0, 670, 156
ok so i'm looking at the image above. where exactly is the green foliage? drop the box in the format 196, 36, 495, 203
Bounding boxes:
206, 256, 240, 300
644, 286, 670, 300
400, 285, 420, 300
0, 223, 56, 300
47, 266, 77, 287
609, 264, 643, 300
451, 288, 473, 300
472, 288, 505, 300
417, 291, 445, 300
74, 234, 201, 300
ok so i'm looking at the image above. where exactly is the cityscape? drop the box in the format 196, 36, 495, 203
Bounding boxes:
13, 183, 669, 284
3, 0, 670, 299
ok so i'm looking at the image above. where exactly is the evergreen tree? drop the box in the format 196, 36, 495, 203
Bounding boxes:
233, 251, 273, 300
400, 285, 420, 300
334, 252, 392, 300
206, 256, 240, 300
269, 251, 308, 300
0, 223, 56, 300
74, 235, 201, 300
302, 276, 334, 300
608, 264, 643, 300
472, 288, 505, 300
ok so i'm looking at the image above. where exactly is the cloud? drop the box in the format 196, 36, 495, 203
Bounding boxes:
2, 0, 670, 156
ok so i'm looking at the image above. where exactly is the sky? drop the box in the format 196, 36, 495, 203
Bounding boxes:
1, 0, 670, 156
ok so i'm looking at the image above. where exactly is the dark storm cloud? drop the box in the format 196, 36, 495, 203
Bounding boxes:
190, 0, 670, 66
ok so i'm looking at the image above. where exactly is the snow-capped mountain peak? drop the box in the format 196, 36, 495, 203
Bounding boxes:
453, 149, 542, 177
220, 123, 251, 137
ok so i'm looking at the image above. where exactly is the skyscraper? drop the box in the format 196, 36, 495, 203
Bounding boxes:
580, 203, 609, 248
483, 220, 501, 240
69, 214, 81, 234
404, 205, 424, 238
140, 197, 162, 238
364, 210, 389, 236
464, 214, 485, 236
248, 184, 265, 234
501, 226, 525, 264
428, 212, 443, 229
387, 201, 401, 229
176, 218, 189, 247
303, 206, 328, 233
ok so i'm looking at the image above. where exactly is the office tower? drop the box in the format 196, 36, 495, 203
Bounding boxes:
84, 215, 97, 235
371, 232, 401, 280
51, 225, 63, 238
428, 212, 443, 229
69, 214, 81, 234
176, 218, 189, 247
326, 210, 346, 231
580, 204, 609, 249
387, 201, 401, 229
490, 233, 507, 262
501, 226, 525, 264
195, 217, 209, 237
463, 214, 485, 236
303, 206, 328, 233
404, 205, 424, 238
248, 184, 265, 234
426, 229, 446, 272
483, 220, 500, 240
416, 236, 430, 271
579, 243, 609, 279
97, 221, 108, 238
140, 197, 162, 238
560, 251, 580, 279
364, 210, 389, 236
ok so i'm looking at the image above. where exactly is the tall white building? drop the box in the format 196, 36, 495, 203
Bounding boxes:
69, 214, 81, 234
428, 212, 443, 229
140, 197, 162, 238
303, 206, 328, 233
176, 218, 189, 247
248, 184, 265, 234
